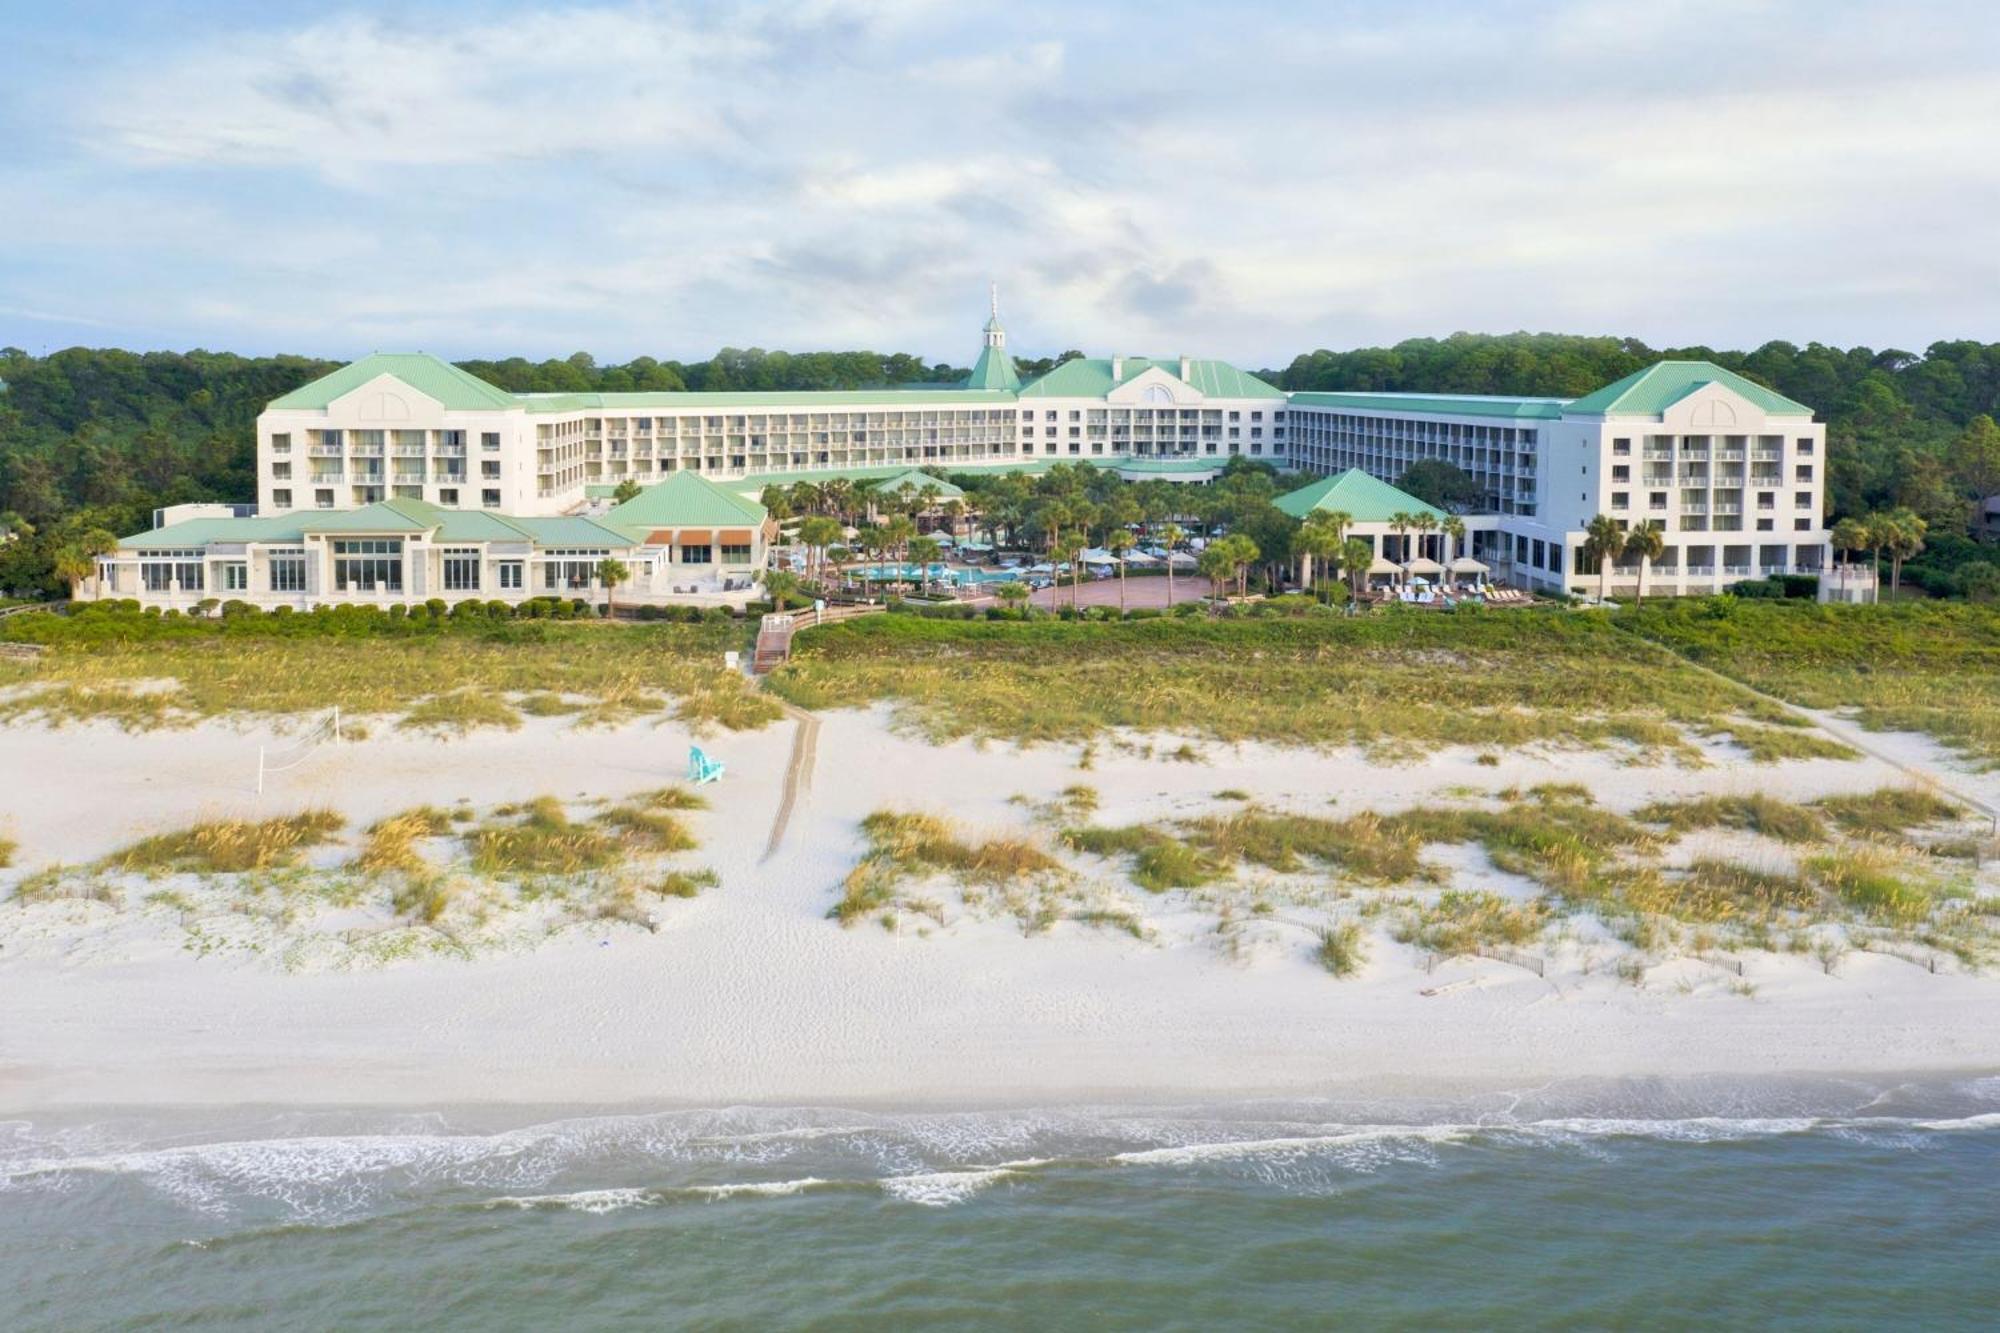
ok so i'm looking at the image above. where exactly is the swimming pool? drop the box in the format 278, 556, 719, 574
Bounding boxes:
847, 564, 1020, 586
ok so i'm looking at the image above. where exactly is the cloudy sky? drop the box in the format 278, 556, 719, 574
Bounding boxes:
3, 0, 1996, 366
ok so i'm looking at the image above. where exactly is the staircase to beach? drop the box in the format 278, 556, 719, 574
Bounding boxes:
752, 603, 883, 674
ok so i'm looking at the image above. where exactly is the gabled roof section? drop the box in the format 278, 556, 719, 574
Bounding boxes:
297, 497, 447, 534
1274, 469, 1444, 523
1562, 360, 1812, 419
1288, 391, 1566, 420
1017, 357, 1285, 400
872, 468, 964, 500
504, 515, 646, 546
268, 354, 520, 411
605, 468, 770, 530
963, 344, 1021, 392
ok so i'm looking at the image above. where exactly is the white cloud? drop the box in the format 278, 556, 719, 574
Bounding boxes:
11, 0, 1999, 361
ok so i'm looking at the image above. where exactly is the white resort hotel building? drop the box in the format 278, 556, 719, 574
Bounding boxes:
90, 301, 1828, 608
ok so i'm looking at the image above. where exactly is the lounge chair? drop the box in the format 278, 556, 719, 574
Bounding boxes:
688, 746, 725, 785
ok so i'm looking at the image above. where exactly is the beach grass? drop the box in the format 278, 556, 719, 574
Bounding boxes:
1393, 889, 1549, 956
1804, 848, 1936, 925
468, 797, 621, 876
833, 810, 1066, 926
1620, 601, 2000, 764
1315, 921, 1368, 976
768, 612, 1769, 758
1813, 787, 1962, 837
102, 810, 345, 875
396, 692, 524, 735
357, 807, 456, 875
1632, 793, 1828, 843
0, 619, 777, 735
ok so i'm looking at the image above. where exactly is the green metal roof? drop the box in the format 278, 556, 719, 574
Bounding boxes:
504, 515, 646, 546
1562, 360, 1812, 418
872, 468, 965, 499
1111, 458, 1224, 475
604, 469, 769, 530
1017, 357, 1285, 400
118, 514, 308, 550
963, 344, 1022, 392
296, 498, 445, 534
518, 388, 1017, 413
268, 354, 520, 411
1274, 469, 1444, 523
1287, 391, 1566, 420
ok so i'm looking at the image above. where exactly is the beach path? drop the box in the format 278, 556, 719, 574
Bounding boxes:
763, 700, 821, 861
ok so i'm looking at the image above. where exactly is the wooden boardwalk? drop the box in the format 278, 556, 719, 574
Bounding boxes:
751, 604, 883, 675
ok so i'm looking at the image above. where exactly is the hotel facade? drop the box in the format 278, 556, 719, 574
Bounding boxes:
91, 302, 1827, 607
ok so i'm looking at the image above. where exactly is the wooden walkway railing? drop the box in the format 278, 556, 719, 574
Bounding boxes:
752, 603, 883, 674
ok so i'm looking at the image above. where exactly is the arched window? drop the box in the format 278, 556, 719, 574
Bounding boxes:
1141, 385, 1174, 405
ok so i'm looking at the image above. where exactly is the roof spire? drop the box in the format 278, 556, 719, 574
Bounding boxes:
990, 280, 999, 321
966, 283, 1020, 392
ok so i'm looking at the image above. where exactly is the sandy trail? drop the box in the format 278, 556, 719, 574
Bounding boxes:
763, 702, 821, 861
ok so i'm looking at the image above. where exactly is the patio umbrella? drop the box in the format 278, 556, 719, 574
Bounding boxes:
1402, 556, 1443, 577
1366, 556, 1401, 576
1448, 556, 1490, 574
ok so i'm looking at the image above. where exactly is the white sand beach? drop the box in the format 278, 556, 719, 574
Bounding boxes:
2, 706, 1998, 1111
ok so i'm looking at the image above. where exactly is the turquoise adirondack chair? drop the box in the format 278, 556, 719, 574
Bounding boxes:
688, 746, 725, 784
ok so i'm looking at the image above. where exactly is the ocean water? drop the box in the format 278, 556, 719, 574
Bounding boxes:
5, 1077, 1998, 1330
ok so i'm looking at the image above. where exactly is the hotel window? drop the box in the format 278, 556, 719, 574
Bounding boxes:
541, 550, 608, 590
270, 433, 291, 454
1795, 465, 1813, 482
482, 460, 501, 479
720, 543, 752, 564
1757, 493, 1775, 510
1611, 492, 1629, 509
1650, 492, 1668, 509
1612, 438, 1631, 455
140, 550, 205, 593
1756, 518, 1774, 531
272, 489, 292, 509
439, 488, 459, 506
438, 430, 466, 449
679, 544, 713, 564
1611, 465, 1629, 482
268, 550, 306, 593
219, 562, 248, 593
332, 539, 403, 593
1797, 438, 1814, 454
482, 489, 501, 508
482, 432, 501, 450
272, 462, 292, 480
1795, 491, 1813, 508
1795, 518, 1812, 531
498, 561, 523, 590
442, 549, 481, 592
315, 489, 335, 509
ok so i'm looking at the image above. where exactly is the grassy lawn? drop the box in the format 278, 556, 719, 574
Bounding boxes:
1618, 601, 2000, 765
766, 609, 1803, 758
0, 610, 778, 733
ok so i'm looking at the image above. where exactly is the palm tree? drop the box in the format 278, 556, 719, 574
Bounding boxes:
1582, 513, 1627, 604
1439, 515, 1466, 578
1227, 534, 1260, 599
1053, 532, 1087, 609
759, 485, 795, 524
1387, 511, 1415, 566
1881, 508, 1927, 600
1625, 522, 1666, 605
1338, 536, 1375, 605
884, 515, 917, 562
1410, 512, 1439, 567
1830, 516, 1869, 598
995, 580, 1031, 616
1107, 528, 1135, 613
1160, 522, 1186, 606
594, 556, 630, 616
1197, 542, 1234, 604
907, 536, 941, 595
51, 544, 97, 597
797, 515, 841, 587
1292, 513, 1346, 599
762, 568, 801, 611
1861, 513, 1889, 595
